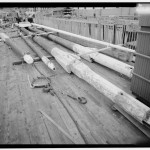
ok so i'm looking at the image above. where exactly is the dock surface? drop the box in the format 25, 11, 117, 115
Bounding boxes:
0, 27, 149, 144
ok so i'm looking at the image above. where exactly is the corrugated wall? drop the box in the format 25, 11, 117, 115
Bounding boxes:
131, 15, 150, 103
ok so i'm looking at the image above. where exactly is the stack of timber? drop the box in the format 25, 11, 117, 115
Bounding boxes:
0, 33, 34, 64
29, 27, 133, 78
19, 24, 150, 127
0, 24, 150, 144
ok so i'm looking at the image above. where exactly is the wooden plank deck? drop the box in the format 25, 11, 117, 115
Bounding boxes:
0, 27, 149, 145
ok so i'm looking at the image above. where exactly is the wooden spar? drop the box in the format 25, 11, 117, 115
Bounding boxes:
26, 28, 110, 54
20, 27, 80, 73
41, 45, 150, 125
20, 27, 75, 73
70, 59, 150, 124
25, 27, 113, 55
32, 36, 81, 73
35, 24, 147, 60
47, 33, 93, 62
0, 33, 34, 64
26, 27, 133, 78
91, 53, 133, 78
19, 27, 150, 126
31, 23, 136, 54
19, 27, 54, 53
20, 33, 55, 70
44, 33, 133, 78
40, 28, 133, 62
28, 26, 45, 34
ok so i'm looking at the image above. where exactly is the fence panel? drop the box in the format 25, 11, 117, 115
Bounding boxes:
34, 15, 140, 61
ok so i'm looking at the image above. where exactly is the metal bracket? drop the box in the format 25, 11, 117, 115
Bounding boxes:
27, 75, 50, 89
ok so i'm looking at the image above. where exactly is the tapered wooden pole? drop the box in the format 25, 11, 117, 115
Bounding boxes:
0, 33, 34, 64
20, 33, 55, 70
51, 47, 150, 125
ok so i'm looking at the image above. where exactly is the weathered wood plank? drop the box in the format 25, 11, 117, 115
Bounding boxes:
52, 99, 85, 144
50, 78, 98, 144
20, 65, 52, 144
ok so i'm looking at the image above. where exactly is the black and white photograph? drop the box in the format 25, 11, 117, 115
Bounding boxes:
0, 2, 150, 147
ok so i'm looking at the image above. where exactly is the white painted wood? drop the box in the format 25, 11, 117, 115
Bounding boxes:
43, 45, 150, 124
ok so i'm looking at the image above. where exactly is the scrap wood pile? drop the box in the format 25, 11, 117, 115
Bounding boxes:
0, 22, 150, 144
